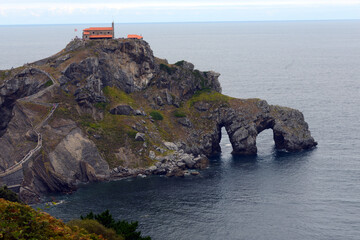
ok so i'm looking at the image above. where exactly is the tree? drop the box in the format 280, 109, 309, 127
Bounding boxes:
81, 210, 151, 240
0, 185, 21, 203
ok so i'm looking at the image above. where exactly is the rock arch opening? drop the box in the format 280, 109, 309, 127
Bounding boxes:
255, 128, 275, 155
211, 120, 279, 156
217, 126, 233, 156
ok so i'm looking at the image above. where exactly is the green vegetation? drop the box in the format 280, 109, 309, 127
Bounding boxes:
53, 106, 72, 119
80, 113, 146, 167
0, 199, 103, 240
0, 185, 21, 203
44, 80, 54, 87
159, 63, 176, 75
0, 71, 6, 81
173, 109, 186, 118
174, 60, 185, 67
68, 219, 123, 240
103, 86, 136, 108
0, 199, 153, 240
80, 115, 101, 130
81, 210, 151, 240
127, 130, 137, 139
95, 102, 108, 110
149, 111, 163, 120
192, 69, 207, 89
188, 89, 231, 107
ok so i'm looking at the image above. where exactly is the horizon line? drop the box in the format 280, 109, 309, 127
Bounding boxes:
1, 18, 360, 26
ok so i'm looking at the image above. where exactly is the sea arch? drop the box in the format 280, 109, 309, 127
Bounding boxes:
199, 100, 317, 156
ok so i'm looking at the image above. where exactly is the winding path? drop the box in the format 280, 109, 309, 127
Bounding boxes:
0, 68, 59, 178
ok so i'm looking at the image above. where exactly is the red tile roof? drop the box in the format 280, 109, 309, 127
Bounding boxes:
89, 35, 113, 39
83, 27, 113, 31
128, 34, 143, 39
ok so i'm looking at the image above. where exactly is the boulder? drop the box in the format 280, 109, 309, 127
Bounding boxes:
156, 96, 164, 106
135, 110, 146, 116
135, 133, 145, 141
194, 102, 210, 112
181, 154, 196, 168
149, 151, 156, 159
176, 161, 186, 169
177, 61, 194, 70
110, 104, 134, 115
163, 142, 178, 151
148, 166, 157, 171
177, 117, 192, 128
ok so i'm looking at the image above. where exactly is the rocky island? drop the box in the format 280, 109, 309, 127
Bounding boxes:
0, 38, 317, 203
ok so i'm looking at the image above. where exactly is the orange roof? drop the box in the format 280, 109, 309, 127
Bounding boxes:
83, 27, 113, 31
128, 34, 143, 39
89, 35, 113, 39
83, 32, 90, 35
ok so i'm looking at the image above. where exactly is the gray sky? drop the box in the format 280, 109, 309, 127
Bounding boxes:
1, 0, 360, 25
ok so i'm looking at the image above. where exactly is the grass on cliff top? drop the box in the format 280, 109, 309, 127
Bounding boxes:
187, 88, 232, 107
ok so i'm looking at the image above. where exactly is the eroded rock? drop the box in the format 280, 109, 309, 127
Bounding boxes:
110, 104, 135, 115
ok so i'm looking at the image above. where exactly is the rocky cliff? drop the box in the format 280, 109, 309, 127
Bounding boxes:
0, 38, 317, 203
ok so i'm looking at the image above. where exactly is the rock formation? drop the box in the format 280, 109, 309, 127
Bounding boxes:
0, 38, 317, 203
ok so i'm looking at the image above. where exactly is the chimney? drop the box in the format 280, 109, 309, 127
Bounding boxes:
112, 21, 114, 39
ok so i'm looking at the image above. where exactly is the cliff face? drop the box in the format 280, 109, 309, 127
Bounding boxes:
0, 38, 317, 203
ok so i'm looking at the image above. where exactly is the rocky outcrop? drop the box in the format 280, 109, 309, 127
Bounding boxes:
0, 38, 317, 203
19, 119, 110, 203
60, 39, 156, 96
0, 68, 52, 136
0, 104, 35, 171
111, 149, 208, 179
110, 104, 135, 115
48, 128, 109, 183
151, 61, 222, 103
182, 99, 317, 156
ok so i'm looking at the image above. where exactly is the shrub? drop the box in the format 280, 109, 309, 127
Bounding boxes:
81, 210, 151, 240
173, 109, 186, 118
0, 185, 21, 203
0, 199, 103, 240
80, 117, 101, 130
95, 102, 108, 110
0, 70, 7, 81
149, 111, 163, 120
68, 219, 123, 240
127, 130, 137, 139
174, 60, 185, 67
159, 63, 176, 75
44, 80, 53, 87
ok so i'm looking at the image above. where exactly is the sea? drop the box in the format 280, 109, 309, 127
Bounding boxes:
1, 20, 360, 240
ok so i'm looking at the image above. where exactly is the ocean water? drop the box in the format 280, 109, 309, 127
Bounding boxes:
1, 21, 360, 240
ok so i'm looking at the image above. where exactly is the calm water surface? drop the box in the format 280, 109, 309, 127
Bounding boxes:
1, 21, 360, 240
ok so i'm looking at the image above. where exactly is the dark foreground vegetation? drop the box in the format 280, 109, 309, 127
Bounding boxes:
0, 186, 151, 240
